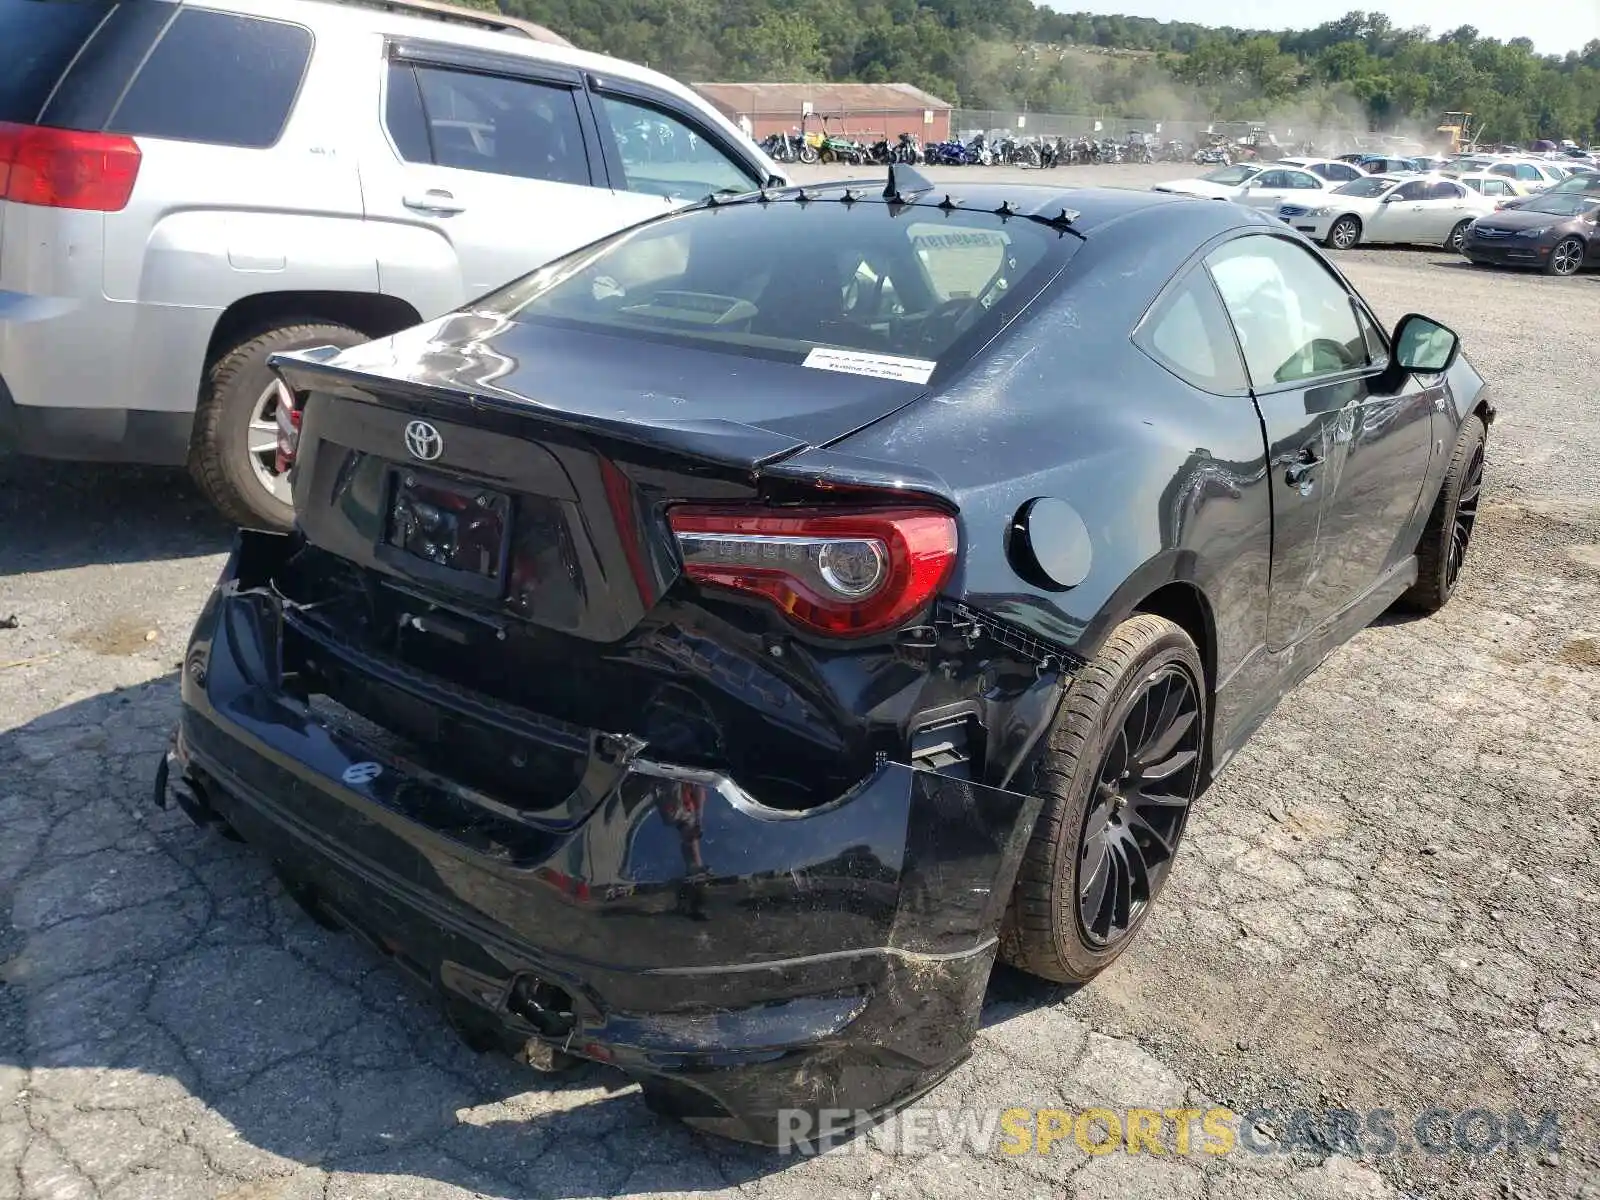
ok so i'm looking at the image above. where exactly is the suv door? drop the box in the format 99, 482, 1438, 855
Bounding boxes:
1206, 234, 1435, 651
584, 80, 768, 228
360, 43, 617, 306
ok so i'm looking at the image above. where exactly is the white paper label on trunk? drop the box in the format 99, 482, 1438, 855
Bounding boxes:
802, 348, 937, 385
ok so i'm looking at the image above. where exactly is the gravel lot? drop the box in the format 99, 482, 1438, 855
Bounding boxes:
2, 163, 1598, 1200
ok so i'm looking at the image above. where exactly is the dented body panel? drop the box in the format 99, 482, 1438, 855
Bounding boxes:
175, 531, 1047, 1142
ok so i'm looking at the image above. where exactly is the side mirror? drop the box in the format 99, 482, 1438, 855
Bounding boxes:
1393, 313, 1460, 374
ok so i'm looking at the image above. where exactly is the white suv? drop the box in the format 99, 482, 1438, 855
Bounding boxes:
0, 0, 784, 527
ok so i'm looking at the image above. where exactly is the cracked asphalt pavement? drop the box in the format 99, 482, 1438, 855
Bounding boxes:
2, 163, 1598, 1199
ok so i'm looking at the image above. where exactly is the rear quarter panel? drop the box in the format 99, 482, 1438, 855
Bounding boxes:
98, 13, 378, 409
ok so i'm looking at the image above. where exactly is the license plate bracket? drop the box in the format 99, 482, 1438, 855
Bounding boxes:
376, 467, 512, 599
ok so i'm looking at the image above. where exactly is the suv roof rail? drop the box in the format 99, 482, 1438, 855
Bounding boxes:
332, 0, 575, 47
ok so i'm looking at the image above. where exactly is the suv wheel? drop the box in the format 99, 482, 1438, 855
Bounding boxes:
190, 322, 366, 529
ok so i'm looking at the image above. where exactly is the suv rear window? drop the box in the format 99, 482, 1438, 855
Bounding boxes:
479, 201, 1058, 374
0, 0, 114, 123
107, 8, 312, 149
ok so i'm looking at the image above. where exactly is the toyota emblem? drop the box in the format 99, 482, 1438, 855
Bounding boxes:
404, 420, 443, 461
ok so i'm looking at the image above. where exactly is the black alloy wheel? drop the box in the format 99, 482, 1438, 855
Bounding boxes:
1076, 662, 1202, 947
1001, 614, 1207, 983
1401, 413, 1487, 613
1446, 442, 1485, 593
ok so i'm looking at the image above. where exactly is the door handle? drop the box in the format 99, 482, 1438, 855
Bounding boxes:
403, 189, 466, 215
1285, 449, 1325, 487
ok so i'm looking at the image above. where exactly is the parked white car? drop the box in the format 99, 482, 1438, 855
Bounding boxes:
1448, 172, 1535, 202
1451, 157, 1569, 191
1150, 163, 1267, 199
1151, 162, 1347, 211
1277, 175, 1497, 251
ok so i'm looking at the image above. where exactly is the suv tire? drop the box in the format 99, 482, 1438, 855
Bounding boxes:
190, 322, 366, 529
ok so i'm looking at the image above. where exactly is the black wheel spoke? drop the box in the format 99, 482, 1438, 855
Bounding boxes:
1109, 843, 1134, 931
1127, 809, 1178, 858
1137, 746, 1199, 785
1137, 710, 1197, 771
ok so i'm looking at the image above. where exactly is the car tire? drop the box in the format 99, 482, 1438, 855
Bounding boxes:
190, 322, 367, 530
1325, 215, 1361, 250
1401, 413, 1486, 614
999, 614, 1206, 984
1546, 236, 1585, 277
1447, 220, 1472, 253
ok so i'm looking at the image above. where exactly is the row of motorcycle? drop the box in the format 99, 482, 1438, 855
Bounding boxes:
759, 126, 1261, 168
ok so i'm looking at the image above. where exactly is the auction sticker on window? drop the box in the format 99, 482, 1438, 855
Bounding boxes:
803, 347, 937, 385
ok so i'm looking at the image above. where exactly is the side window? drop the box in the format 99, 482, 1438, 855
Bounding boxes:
1484, 179, 1510, 196
411, 66, 589, 186
1255, 170, 1289, 189
595, 93, 757, 200
107, 9, 311, 148
1490, 164, 1516, 178
384, 63, 431, 163
1205, 236, 1367, 389
1288, 171, 1321, 190
1393, 180, 1430, 201
1429, 181, 1465, 200
1328, 163, 1360, 181
1516, 164, 1541, 182
1133, 266, 1249, 394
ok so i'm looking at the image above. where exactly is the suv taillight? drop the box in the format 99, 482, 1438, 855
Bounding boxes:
0, 122, 141, 211
667, 507, 958, 637
274, 388, 302, 475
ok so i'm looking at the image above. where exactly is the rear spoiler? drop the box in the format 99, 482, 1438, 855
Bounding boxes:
269, 348, 809, 473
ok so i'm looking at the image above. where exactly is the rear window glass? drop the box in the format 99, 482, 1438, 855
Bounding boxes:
477, 202, 1059, 373
0, 0, 113, 123
107, 8, 311, 148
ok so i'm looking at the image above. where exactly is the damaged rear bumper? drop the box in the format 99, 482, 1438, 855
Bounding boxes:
168, 535, 1048, 1144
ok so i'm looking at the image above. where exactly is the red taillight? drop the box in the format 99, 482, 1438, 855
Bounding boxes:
0, 122, 141, 211
667, 506, 958, 638
273, 386, 302, 475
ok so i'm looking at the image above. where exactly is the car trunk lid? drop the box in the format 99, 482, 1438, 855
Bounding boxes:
272, 312, 938, 646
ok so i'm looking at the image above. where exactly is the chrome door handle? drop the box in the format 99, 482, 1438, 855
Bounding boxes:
404, 189, 466, 214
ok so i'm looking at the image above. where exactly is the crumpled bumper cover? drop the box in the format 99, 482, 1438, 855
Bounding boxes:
168, 538, 1045, 1144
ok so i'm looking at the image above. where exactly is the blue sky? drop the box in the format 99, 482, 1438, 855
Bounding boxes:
1068, 1, 1600, 55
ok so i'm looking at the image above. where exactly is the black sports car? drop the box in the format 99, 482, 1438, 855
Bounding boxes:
163, 167, 1491, 1145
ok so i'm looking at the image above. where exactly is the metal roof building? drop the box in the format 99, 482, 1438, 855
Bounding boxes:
692, 82, 953, 143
